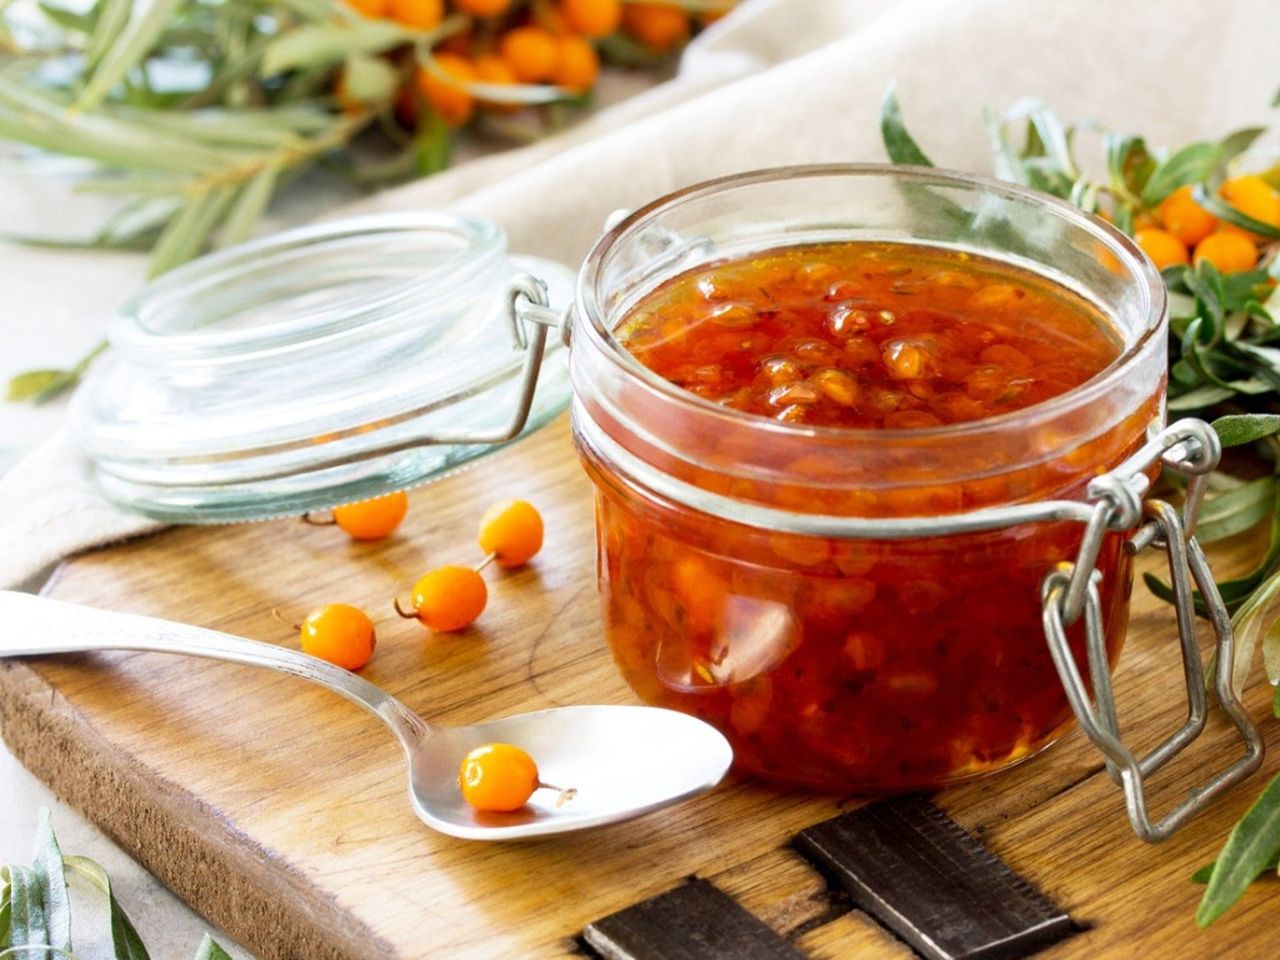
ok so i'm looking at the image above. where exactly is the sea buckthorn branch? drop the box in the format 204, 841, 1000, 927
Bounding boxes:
881, 83, 1280, 927
1, 0, 739, 402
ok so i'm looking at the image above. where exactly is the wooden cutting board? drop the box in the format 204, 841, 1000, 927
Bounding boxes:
2, 415, 1279, 960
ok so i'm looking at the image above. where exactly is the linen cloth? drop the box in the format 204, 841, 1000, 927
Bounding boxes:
2, 0, 1278, 589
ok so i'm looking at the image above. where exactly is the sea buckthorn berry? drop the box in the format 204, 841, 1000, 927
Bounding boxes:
300, 604, 376, 670
345, 0, 386, 18
416, 53, 477, 126
811, 368, 859, 406
459, 743, 539, 812
767, 382, 819, 407
403, 565, 488, 632
760, 356, 802, 384
1155, 185, 1216, 248
1219, 175, 1280, 239
621, 2, 689, 51
827, 304, 872, 337
473, 54, 519, 110
1133, 227, 1189, 270
452, 0, 512, 15
1193, 230, 1258, 274
882, 340, 926, 379
499, 26, 559, 83
708, 302, 755, 328
332, 490, 409, 540
388, 0, 442, 29
560, 0, 622, 37
477, 499, 544, 567
551, 34, 600, 93
966, 283, 1023, 311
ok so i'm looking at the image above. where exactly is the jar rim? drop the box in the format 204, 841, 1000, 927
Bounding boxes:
110, 212, 505, 367
575, 163, 1167, 443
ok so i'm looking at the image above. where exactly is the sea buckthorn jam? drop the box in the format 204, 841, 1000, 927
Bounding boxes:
579, 240, 1159, 790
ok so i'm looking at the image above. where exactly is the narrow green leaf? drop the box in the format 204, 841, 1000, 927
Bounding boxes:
1264, 619, 1280, 688
0, 866, 46, 955
1192, 853, 1280, 884
1213, 414, 1280, 447
340, 54, 398, 105
1199, 771, 1280, 925
1196, 477, 1275, 543
983, 105, 1025, 184
216, 163, 277, 248
260, 19, 411, 76
1168, 384, 1236, 411
30, 812, 69, 955
1191, 184, 1280, 241
880, 83, 933, 167
1215, 127, 1267, 180
1140, 141, 1223, 206
5, 371, 67, 403
64, 857, 150, 960
75, 0, 187, 111
1274, 684, 1280, 718
1105, 133, 1155, 199
147, 187, 236, 277
191, 934, 235, 960
36, 2, 95, 34
5, 342, 109, 405
85, 0, 132, 71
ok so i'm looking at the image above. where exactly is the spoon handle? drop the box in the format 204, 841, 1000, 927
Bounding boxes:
0, 590, 433, 747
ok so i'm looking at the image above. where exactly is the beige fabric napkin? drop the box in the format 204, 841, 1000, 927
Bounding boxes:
2, 0, 1277, 589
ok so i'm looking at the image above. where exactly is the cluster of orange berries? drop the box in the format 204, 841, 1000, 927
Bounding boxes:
1133, 175, 1280, 275
293, 490, 557, 813
291, 490, 542, 673
341, 0, 721, 129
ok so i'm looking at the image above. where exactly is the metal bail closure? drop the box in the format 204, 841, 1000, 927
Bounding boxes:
1040, 419, 1264, 843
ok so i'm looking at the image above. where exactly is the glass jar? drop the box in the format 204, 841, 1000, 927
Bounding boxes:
569, 166, 1168, 790
71, 212, 576, 522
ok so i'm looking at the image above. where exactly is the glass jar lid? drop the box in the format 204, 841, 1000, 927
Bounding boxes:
70, 212, 575, 523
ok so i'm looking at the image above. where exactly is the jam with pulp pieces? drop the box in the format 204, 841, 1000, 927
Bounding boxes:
580, 241, 1156, 790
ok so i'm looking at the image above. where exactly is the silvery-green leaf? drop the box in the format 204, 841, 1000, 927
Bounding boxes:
261, 19, 411, 76
340, 53, 397, 104
983, 105, 1025, 184
31, 810, 69, 955
1192, 183, 1280, 240
76, 0, 187, 111
1198, 771, 1280, 925
1168, 384, 1236, 411
1213, 414, 1280, 447
147, 186, 236, 276
64, 856, 150, 960
1141, 141, 1223, 206
6, 370, 67, 402
1263, 616, 1280, 686
1196, 477, 1274, 543
191, 934, 235, 960
85, 0, 132, 71
216, 163, 278, 248
880, 82, 932, 167
0, 865, 47, 955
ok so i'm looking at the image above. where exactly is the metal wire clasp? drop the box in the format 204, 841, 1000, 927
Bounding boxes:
1041, 419, 1263, 842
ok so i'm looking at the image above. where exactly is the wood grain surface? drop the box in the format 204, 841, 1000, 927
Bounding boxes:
2, 415, 1279, 960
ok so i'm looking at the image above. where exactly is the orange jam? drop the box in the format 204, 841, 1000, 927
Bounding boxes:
581, 241, 1158, 790
617, 242, 1121, 429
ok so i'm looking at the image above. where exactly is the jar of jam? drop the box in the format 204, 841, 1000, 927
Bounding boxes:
566, 166, 1253, 800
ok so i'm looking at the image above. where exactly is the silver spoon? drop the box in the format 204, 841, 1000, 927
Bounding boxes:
0, 590, 733, 840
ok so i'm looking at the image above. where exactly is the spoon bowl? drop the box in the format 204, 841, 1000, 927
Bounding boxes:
0, 591, 733, 840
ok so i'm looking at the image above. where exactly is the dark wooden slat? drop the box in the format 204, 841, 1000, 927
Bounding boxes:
582, 878, 806, 960
793, 796, 1076, 960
